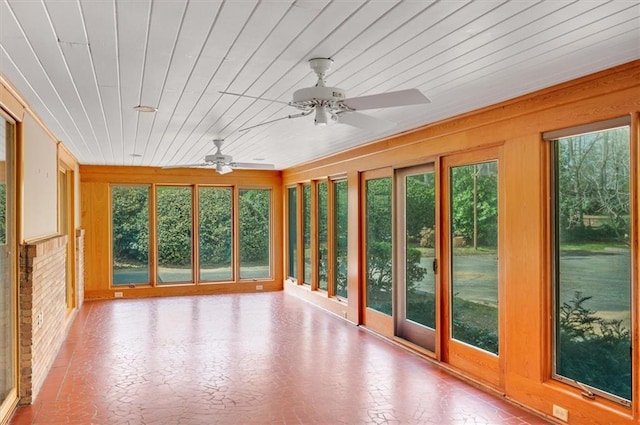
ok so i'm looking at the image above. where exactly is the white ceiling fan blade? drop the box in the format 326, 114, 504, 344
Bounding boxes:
342, 88, 430, 111
336, 111, 396, 132
231, 162, 275, 170
219, 91, 290, 105
162, 163, 209, 169
239, 110, 312, 132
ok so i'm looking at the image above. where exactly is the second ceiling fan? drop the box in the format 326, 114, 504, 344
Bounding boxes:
221, 58, 430, 132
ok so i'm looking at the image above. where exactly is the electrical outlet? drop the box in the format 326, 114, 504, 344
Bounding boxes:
341, 311, 347, 319
256, 285, 263, 291
114, 291, 123, 298
552, 405, 568, 422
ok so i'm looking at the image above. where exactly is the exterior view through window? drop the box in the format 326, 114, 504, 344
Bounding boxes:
0, 117, 13, 405
404, 172, 435, 329
317, 181, 328, 291
111, 185, 150, 285
156, 186, 193, 283
334, 180, 348, 298
552, 123, 631, 403
239, 189, 271, 279
450, 161, 499, 355
198, 187, 232, 281
287, 186, 297, 279
366, 177, 392, 314
302, 183, 311, 285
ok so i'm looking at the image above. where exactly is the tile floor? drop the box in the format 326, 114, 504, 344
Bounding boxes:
10, 292, 550, 424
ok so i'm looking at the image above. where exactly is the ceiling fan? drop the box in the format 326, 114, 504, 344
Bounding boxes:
221, 58, 431, 132
164, 139, 275, 174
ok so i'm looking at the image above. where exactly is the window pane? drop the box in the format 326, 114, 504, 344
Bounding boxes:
334, 180, 348, 299
112, 186, 150, 285
288, 187, 297, 279
450, 162, 498, 354
157, 186, 193, 283
198, 187, 232, 282
366, 177, 392, 315
0, 118, 13, 401
302, 183, 311, 285
317, 182, 328, 291
405, 172, 435, 328
554, 126, 631, 402
239, 189, 271, 279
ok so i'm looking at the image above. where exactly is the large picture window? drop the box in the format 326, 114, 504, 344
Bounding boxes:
198, 187, 232, 282
239, 189, 271, 279
112, 185, 150, 285
549, 119, 632, 403
333, 180, 348, 299
156, 186, 193, 283
317, 181, 328, 291
365, 177, 393, 315
302, 183, 312, 285
287, 186, 297, 279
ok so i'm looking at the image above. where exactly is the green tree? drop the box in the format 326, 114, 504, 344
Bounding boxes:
112, 186, 149, 266
239, 189, 270, 264
156, 187, 192, 266
199, 187, 232, 266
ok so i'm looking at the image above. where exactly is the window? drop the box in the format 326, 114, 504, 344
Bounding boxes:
0, 116, 15, 410
365, 177, 393, 314
549, 120, 631, 403
156, 186, 193, 283
287, 186, 297, 279
111, 185, 150, 285
450, 161, 499, 354
317, 181, 328, 291
239, 189, 271, 279
302, 183, 312, 285
198, 187, 232, 282
333, 180, 348, 299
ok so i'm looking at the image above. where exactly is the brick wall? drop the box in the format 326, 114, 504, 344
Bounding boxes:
19, 234, 69, 404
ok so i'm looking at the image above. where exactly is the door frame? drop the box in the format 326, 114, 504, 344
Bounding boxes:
394, 162, 439, 352
440, 145, 506, 389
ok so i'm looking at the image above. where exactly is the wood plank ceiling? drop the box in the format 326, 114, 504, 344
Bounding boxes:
1, 0, 639, 169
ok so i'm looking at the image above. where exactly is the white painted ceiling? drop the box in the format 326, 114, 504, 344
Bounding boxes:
1, 0, 639, 170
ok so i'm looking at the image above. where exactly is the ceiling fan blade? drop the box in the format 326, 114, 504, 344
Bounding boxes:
335, 111, 396, 132
231, 162, 275, 170
162, 163, 209, 169
219, 91, 290, 105
239, 110, 312, 132
342, 88, 430, 111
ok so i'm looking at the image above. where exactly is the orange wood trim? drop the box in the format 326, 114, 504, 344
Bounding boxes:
326, 178, 336, 297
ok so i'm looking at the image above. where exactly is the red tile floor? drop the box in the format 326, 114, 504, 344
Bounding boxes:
11, 292, 550, 424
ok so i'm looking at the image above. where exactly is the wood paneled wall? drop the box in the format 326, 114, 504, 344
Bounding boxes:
80, 165, 283, 300
282, 60, 640, 424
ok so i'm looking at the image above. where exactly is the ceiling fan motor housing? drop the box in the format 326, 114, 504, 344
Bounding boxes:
205, 153, 232, 164
291, 86, 346, 109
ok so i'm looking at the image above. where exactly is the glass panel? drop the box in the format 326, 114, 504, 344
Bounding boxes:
366, 177, 392, 315
198, 187, 232, 281
0, 118, 13, 402
288, 187, 297, 279
157, 186, 193, 283
302, 183, 311, 285
554, 126, 631, 402
112, 186, 150, 285
239, 189, 271, 279
334, 180, 348, 299
405, 172, 434, 328
317, 182, 328, 291
450, 162, 498, 354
